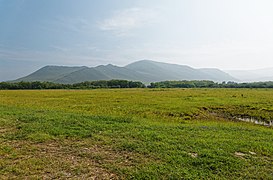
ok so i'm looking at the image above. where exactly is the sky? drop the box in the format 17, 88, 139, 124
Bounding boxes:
1, 0, 273, 81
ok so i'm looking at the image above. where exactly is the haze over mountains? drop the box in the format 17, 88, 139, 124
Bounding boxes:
227, 68, 273, 82
2, 1, 273, 84
13, 60, 237, 84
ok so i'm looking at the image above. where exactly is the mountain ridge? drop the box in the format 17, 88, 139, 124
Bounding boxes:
13, 60, 237, 84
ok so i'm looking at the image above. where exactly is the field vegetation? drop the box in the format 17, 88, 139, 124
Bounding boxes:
0, 89, 273, 179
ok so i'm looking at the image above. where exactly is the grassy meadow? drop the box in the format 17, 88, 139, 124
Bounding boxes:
0, 89, 273, 179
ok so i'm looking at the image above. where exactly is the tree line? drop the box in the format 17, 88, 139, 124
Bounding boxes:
1, 80, 273, 90
148, 80, 273, 88
0, 80, 145, 90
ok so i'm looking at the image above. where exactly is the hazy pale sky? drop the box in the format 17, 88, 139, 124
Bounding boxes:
1, 0, 273, 81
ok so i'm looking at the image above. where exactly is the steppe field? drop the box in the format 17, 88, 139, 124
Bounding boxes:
0, 89, 273, 179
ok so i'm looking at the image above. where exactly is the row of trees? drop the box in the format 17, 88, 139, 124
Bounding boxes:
149, 80, 216, 88
148, 80, 273, 88
1, 80, 273, 90
0, 80, 145, 90
72, 80, 145, 89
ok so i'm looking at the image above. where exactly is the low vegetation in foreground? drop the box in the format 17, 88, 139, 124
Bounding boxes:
0, 89, 273, 179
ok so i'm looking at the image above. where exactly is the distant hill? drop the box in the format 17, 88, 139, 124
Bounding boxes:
125, 60, 236, 82
15, 66, 88, 82
14, 60, 237, 84
198, 68, 236, 81
226, 67, 273, 82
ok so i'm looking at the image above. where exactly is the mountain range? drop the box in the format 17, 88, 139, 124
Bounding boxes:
13, 60, 237, 84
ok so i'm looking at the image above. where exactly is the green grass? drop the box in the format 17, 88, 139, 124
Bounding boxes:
0, 89, 273, 179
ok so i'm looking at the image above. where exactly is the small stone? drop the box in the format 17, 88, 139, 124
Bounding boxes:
235, 152, 246, 157
188, 152, 198, 158
249, 151, 256, 155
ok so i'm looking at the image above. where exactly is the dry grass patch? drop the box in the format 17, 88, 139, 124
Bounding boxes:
1, 138, 153, 179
